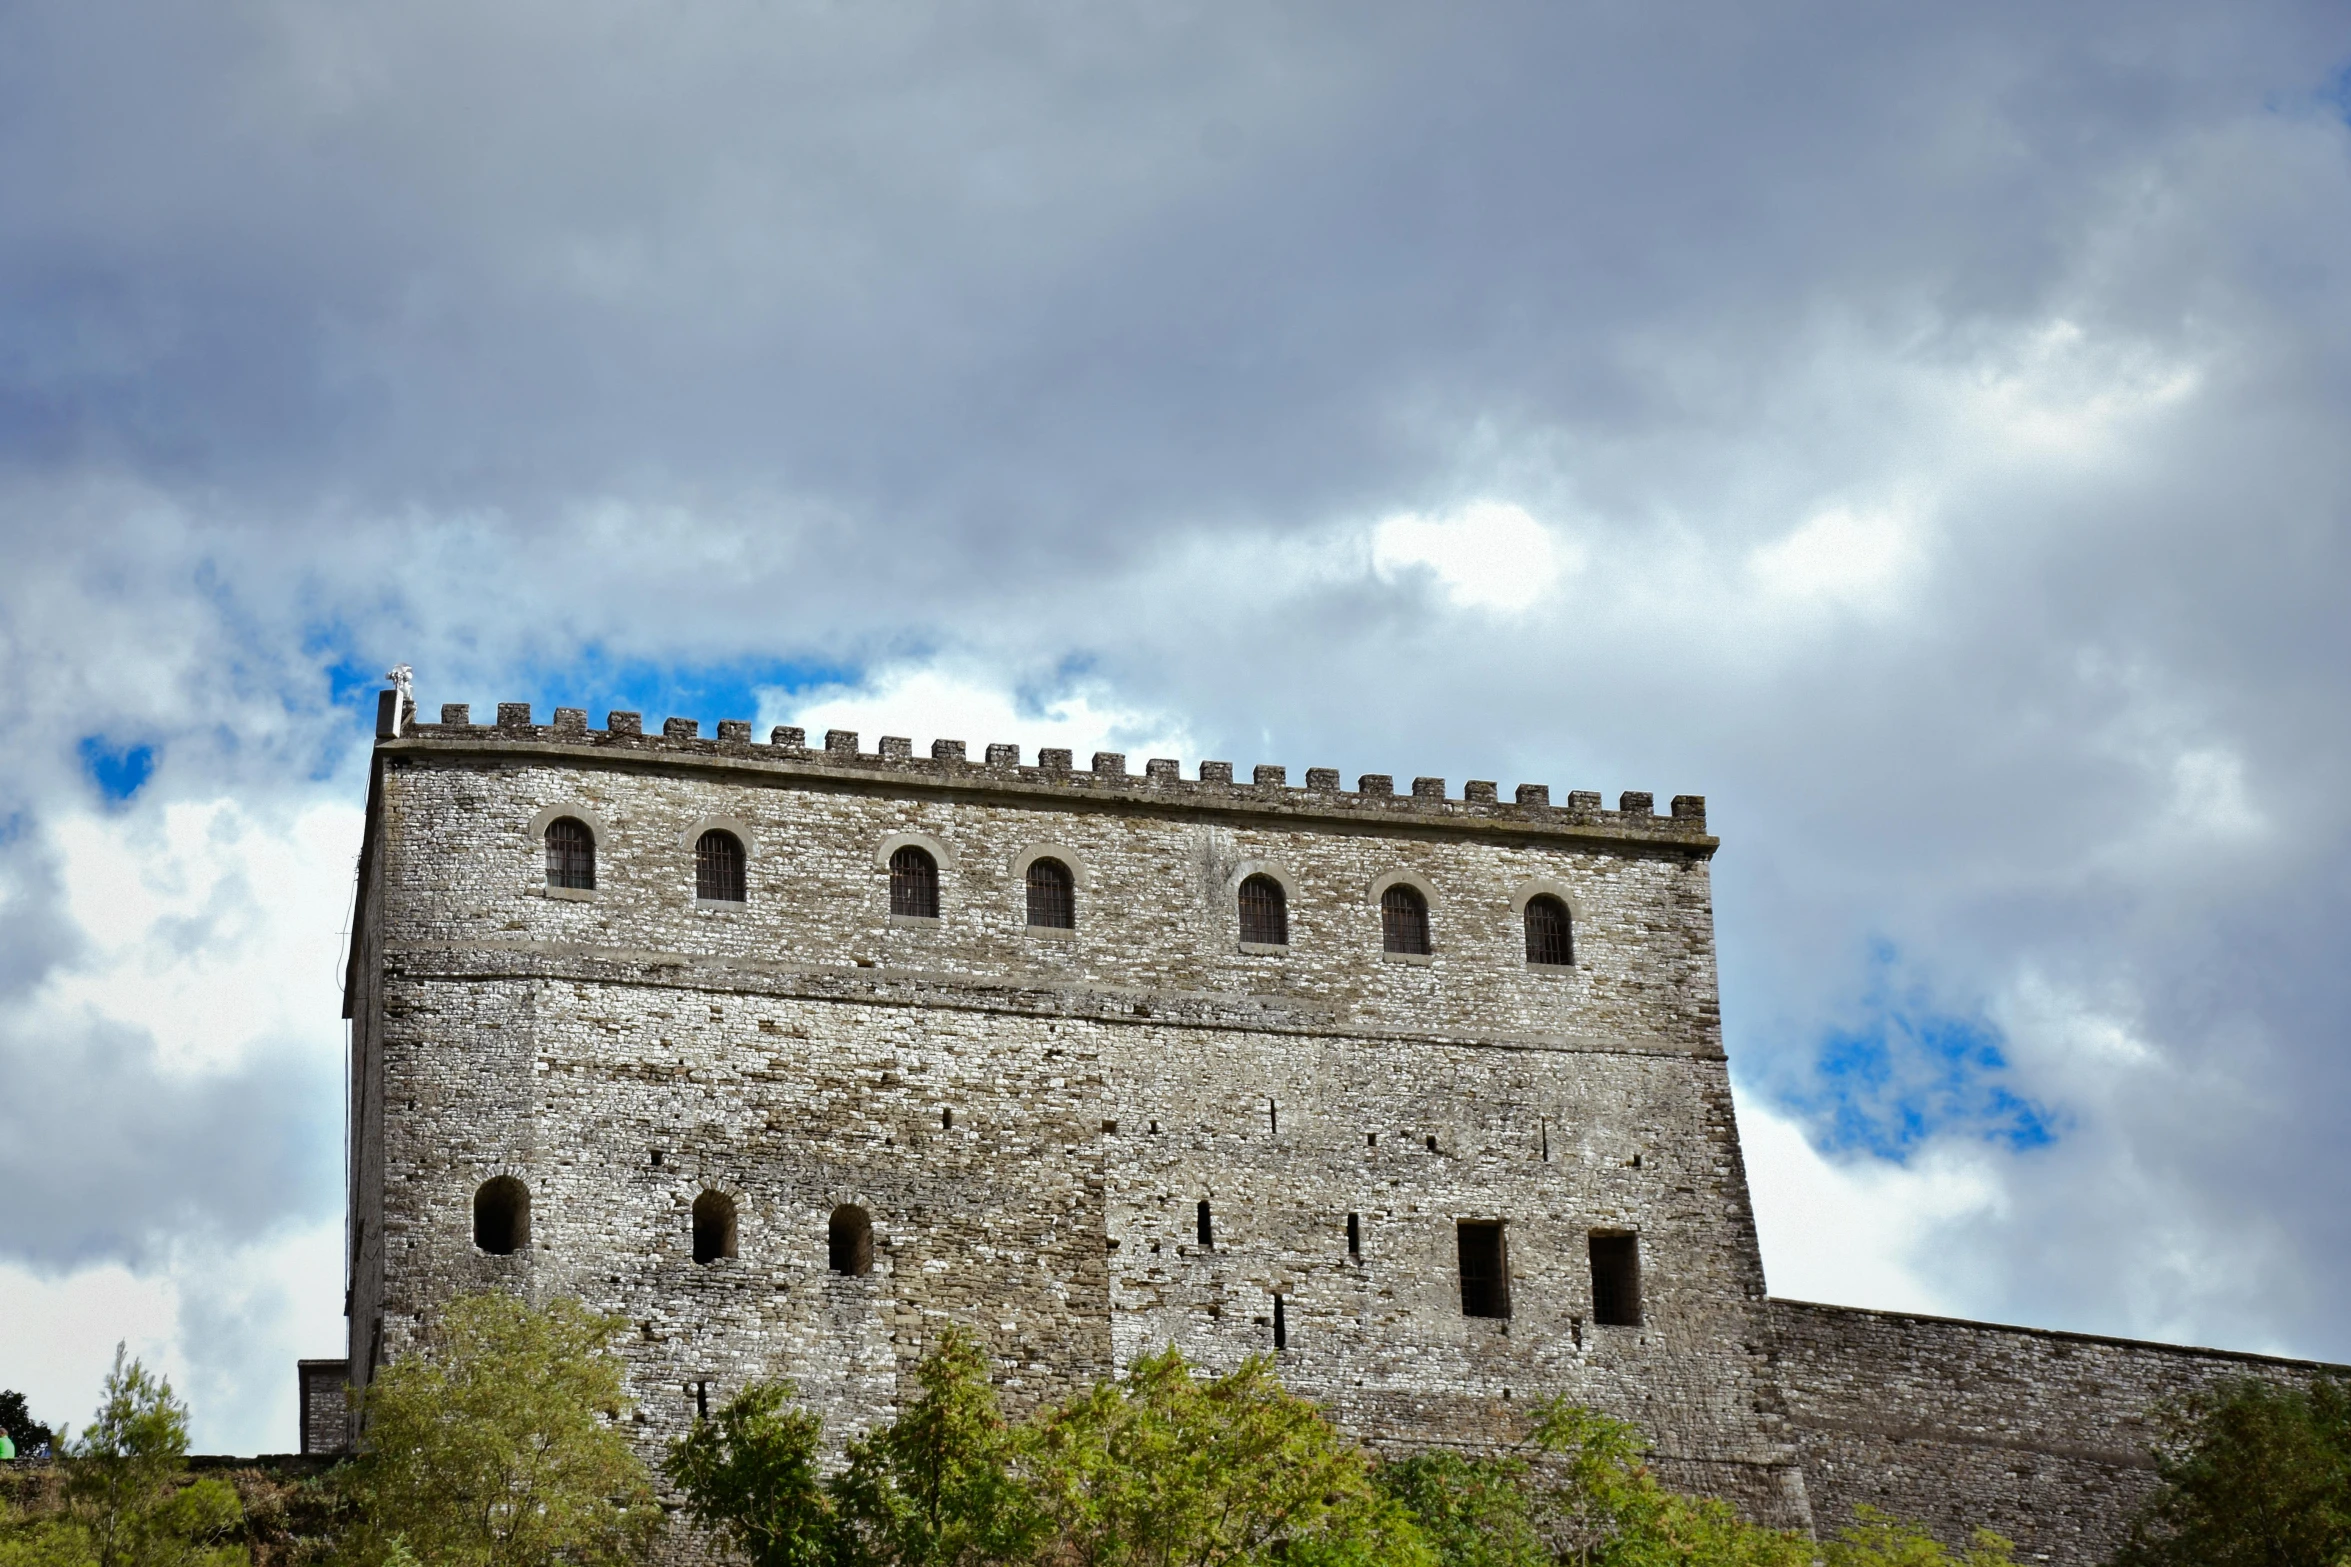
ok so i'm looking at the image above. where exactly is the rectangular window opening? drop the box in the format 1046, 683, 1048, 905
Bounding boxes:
1590, 1233, 1642, 1326
1458, 1220, 1510, 1319
1197, 1201, 1214, 1248
1346, 1212, 1360, 1259
1272, 1293, 1287, 1351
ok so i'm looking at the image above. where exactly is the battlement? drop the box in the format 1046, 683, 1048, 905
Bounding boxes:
375, 692, 1712, 849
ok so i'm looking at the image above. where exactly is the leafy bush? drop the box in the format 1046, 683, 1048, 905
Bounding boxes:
334, 1293, 659, 1567
2111, 1375, 2351, 1567
0, 1348, 243, 1567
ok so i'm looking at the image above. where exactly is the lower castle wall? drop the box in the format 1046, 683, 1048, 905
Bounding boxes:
1770, 1299, 2345, 1565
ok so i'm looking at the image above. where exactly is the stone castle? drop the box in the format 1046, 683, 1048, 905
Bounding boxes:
319, 685, 2345, 1564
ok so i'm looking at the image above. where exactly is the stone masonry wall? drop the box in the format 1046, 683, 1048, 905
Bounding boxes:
1773, 1299, 2342, 1564
348, 711, 1809, 1525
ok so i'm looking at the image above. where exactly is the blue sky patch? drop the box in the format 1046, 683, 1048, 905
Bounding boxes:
79, 737, 157, 803
1788, 942, 2061, 1162
493, 650, 856, 735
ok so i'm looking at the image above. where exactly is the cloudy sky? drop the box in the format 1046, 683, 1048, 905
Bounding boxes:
5, 1, 2350, 1453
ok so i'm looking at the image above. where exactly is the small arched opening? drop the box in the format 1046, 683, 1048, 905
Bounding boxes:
697, 830, 747, 903
829, 1205, 874, 1275
1237, 874, 1287, 946
692, 1191, 738, 1265
1525, 895, 1573, 966
889, 847, 939, 919
544, 818, 595, 890
1025, 857, 1075, 929
1381, 884, 1431, 955
474, 1176, 530, 1256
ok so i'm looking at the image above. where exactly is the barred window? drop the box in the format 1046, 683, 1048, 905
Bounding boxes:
1525, 895, 1573, 966
1238, 874, 1287, 946
544, 818, 594, 890
1026, 857, 1075, 929
1458, 1220, 1509, 1319
692, 1191, 737, 1265
474, 1177, 529, 1256
696, 830, 746, 903
1381, 884, 1431, 955
889, 846, 939, 919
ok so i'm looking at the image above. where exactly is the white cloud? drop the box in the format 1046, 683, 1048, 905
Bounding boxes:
1959, 318, 2202, 463
0, 1221, 344, 1455
766, 663, 1200, 764
1738, 1093, 2002, 1314
1745, 504, 1925, 615
44, 800, 361, 1074
1370, 501, 1574, 614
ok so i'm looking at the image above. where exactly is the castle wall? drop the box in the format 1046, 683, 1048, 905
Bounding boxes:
348, 712, 1808, 1523
1772, 1299, 2339, 1563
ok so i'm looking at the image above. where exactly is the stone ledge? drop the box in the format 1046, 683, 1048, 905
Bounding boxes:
379, 940, 1727, 1060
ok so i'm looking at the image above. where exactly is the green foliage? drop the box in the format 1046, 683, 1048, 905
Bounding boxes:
663, 1381, 833, 1567
2111, 1374, 2351, 1567
1375, 1450, 1546, 1567
0, 1347, 242, 1567
336, 1292, 659, 1567
1522, 1401, 1811, 1567
831, 1329, 1043, 1567
1820, 1506, 2014, 1566
1023, 1347, 1431, 1567
661, 1331, 2024, 1567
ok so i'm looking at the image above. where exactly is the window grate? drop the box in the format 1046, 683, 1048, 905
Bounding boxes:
696, 831, 746, 902
1525, 895, 1573, 965
890, 847, 939, 918
1382, 885, 1431, 955
544, 818, 594, 890
1238, 874, 1287, 945
1026, 858, 1075, 928
1458, 1220, 1509, 1318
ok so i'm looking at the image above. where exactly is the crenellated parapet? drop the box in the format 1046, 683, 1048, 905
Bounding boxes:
380, 694, 1710, 847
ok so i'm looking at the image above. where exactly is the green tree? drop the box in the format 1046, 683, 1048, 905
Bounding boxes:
1375, 1450, 1546, 1567
2111, 1375, 2351, 1567
1023, 1347, 1431, 1567
1521, 1402, 1810, 1567
830, 1328, 1044, 1567
0, 1392, 56, 1456
1820, 1506, 2014, 1566
337, 1293, 659, 1567
664, 1380, 834, 1567
0, 1347, 242, 1567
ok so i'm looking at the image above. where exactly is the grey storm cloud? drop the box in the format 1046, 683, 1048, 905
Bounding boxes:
3, 0, 2350, 1447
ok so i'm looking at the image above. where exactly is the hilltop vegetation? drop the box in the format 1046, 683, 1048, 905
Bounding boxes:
15, 1294, 2338, 1566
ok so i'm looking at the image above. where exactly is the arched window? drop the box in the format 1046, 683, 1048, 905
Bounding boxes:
829, 1205, 874, 1275
473, 1177, 529, 1255
1382, 884, 1431, 955
1525, 895, 1573, 966
697, 830, 746, 903
889, 847, 939, 919
692, 1191, 737, 1265
544, 818, 594, 890
1238, 875, 1287, 946
1026, 857, 1075, 929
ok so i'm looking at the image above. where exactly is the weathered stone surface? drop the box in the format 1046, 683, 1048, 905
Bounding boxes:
1771, 1300, 2342, 1563
333, 712, 2345, 1564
